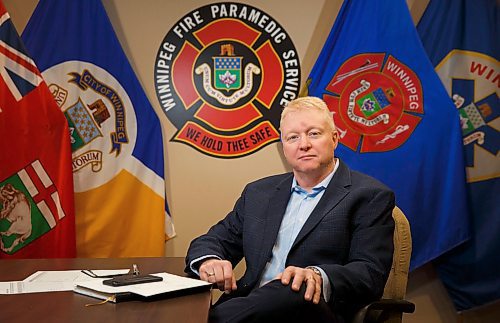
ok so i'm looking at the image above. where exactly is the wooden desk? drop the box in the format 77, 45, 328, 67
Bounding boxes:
0, 257, 210, 323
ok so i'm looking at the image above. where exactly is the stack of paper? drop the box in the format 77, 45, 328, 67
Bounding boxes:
74, 272, 211, 303
0, 269, 129, 294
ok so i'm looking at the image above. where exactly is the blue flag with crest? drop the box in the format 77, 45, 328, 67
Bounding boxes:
418, 0, 499, 310
22, 0, 175, 257
305, 0, 470, 269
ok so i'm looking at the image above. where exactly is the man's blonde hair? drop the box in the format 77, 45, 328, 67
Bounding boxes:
280, 96, 336, 132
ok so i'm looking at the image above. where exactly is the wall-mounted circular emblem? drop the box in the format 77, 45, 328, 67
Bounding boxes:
322, 53, 424, 153
43, 61, 137, 192
154, 2, 300, 158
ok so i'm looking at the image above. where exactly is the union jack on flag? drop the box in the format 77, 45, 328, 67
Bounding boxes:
0, 7, 42, 105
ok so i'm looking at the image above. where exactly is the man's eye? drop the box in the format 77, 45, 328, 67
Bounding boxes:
286, 135, 299, 142
308, 131, 321, 138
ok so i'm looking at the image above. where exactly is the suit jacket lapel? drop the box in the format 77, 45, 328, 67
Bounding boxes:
290, 160, 352, 251
255, 174, 293, 275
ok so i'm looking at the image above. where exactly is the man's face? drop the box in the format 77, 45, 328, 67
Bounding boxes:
281, 108, 339, 177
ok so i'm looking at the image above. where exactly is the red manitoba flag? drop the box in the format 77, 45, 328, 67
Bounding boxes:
0, 1, 75, 258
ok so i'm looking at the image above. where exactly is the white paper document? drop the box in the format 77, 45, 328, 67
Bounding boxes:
0, 269, 130, 295
0, 281, 76, 294
23, 269, 130, 283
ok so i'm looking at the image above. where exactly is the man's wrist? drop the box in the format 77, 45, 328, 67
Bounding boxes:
306, 266, 332, 302
306, 266, 322, 278
190, 255, 221, 275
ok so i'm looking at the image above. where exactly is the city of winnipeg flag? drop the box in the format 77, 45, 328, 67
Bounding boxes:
305, 0, 470, 269
418, 0, 499, 310
0, 1, 75, 258
22, 0, 175, 257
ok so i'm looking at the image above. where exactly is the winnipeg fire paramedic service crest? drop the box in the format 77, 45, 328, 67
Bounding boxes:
154, 2, 300, 158
320, 53, 424, 153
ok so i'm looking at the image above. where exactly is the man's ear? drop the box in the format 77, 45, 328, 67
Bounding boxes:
332, 130, 340, 148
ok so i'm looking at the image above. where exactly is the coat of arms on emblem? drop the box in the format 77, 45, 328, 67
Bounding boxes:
357, 88, 395, 118
454, 96, 492, 149
214, 44, 242, 91
459, 102, 487, 134
64, 98, 103, 152
62, 98, 107, 173
195, 43, 260, 106
49, 67, 132, 175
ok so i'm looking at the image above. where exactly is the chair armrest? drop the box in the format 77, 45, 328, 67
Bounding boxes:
362, 299, 415, 312
352, 299, 415, 323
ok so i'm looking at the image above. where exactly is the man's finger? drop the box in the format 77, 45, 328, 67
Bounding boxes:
303, 276, 316, 301
199, 260, 216, 281
312, 276, 322, 304
199, 266, 214, 282
290, 271, 306, 291
222, 265, 233, 293
213, 265, 225, 291
280, 266, 296, 285
217, 260, 236, 293
231, 274, 237, 291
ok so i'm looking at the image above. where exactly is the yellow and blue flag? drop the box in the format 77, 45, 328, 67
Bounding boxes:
22, 0, 175, 257
418, 0, 499, 310
305, 0, 470, 269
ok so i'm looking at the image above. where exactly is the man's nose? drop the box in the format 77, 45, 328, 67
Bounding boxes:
299, 136, 312, 150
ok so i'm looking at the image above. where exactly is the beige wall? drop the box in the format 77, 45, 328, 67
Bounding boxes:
4, 1, 497, 322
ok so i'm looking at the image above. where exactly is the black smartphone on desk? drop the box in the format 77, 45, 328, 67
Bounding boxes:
103, 274, 163, 287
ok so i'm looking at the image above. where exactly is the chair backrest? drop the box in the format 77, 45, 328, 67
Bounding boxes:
382, 206, 412, 300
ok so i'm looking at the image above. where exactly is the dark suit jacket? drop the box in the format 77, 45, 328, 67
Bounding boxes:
185, 159, 395, 316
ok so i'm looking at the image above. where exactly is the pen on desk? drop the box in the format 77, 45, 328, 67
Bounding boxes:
132, 264, 140, 276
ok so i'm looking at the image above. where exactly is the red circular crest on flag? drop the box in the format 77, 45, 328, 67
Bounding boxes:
324, 53, 424, 152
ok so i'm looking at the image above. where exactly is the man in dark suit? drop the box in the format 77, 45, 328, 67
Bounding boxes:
185, 96, 395, 322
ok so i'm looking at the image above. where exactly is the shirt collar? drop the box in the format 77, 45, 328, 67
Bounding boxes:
291, 158, 339, 194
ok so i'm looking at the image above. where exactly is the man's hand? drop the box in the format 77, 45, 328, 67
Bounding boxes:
199, 259, 237, 293
276, 266, 323, 304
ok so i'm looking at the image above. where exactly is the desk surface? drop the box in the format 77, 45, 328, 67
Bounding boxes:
0, 257, 210, 323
